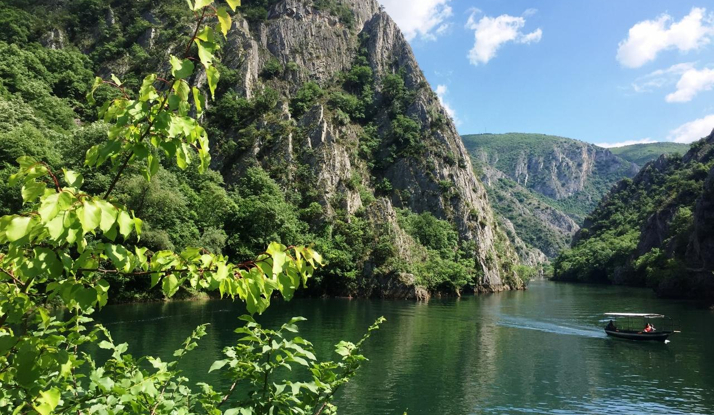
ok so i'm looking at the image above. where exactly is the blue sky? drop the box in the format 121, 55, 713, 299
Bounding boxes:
379, 1, 714, 147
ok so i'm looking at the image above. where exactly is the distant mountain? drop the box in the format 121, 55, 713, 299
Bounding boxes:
476, 161, 579, 261
610, 142, 690, 166
463, 133, 684, 265
553, 130, 714, 303
462, 133, 638, 222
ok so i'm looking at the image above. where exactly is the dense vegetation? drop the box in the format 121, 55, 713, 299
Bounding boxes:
554, 134, 714, 302
0, 2, 388, 413
484, 174, 572, 259
0, 0, 520, 299
609, 142, 690, 166
462, 133, 636, 222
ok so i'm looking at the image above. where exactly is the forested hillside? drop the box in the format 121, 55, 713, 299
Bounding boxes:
463, 133, 639, 222
476, 162, 578, 261
0, 0, 526, 300
554, 130, 714, 302
610, 142, 690, 166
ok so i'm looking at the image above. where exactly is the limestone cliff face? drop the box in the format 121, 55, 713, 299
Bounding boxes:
476, 161, 578, 260
212, 0, 523, 293
558, 129, 714, 301
462, 133, 638, 223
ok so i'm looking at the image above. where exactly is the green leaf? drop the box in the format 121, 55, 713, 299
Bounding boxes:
170, 56, 195, 80
207, 65, 220, 99
33, 388, 60, 415
192, 87, 205, 114
117, 210, 134, 238
63, 169, 84, 188
195, 39, 218, 68
111, 74, 122, 86
208, 359, 228, 373
225, 0, 241, 11
74, 286, 98, 310
216, 7, 232, 37
46, 216, 65, 240
95, 200, 119, 233
21, 180, 46, 204
139, 74, 159, 101
196, 26, 217, 43
88, 76, 103, 104
38, 192, 71, 223
267, 242, 287, 276
78, 200, 101, 233
6, 216, 33, 242
162, 274, 180, 297
150, 273, 161, 288
193, 0, 213, 10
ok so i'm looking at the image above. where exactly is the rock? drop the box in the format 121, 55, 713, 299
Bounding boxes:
40, 29, 65, 50
214, 0, 524, 294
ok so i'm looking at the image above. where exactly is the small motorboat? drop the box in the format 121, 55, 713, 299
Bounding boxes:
603, 312, 678, 342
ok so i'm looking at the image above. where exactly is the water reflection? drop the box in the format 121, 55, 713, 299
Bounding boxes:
94, 281, 714, 414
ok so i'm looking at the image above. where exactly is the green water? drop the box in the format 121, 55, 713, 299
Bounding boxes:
96, 281, 714, 414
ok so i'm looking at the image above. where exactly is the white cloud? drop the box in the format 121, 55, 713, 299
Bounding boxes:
617, 7, 714, 68
466, 10, 542, 66
668, 114, 714, 143
666, 67, 714, 102
596, 138, 657, 148
631, 62, 695, 93
380, 0, 453, 41
435, 84, 459, 125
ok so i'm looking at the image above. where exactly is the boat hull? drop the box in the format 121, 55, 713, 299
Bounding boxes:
605, 329, 671, 342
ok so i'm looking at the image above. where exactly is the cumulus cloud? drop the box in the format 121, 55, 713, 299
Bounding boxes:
668, 114, 714, 143
666, 67, 714, 102
631, 62, 695, 93
466, 9, 542, 66
380, 0, 453, 41
435, 84, 459, 125
596, 138, 657, 148
617, 7, 714, 68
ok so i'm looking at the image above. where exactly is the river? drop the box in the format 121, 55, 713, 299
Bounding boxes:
95, 280, 714, 414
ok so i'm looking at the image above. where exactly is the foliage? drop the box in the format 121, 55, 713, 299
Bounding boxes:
261, 58, 283, 80
396, 209, 478, 291
553, 137, 714, 299
461, 133, 638, 222
290, 82, 324, 118
0, 2, 385, 414
313, 0, 355, 29
610, 142, 690, 166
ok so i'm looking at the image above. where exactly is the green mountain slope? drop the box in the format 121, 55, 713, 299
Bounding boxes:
474, 162, 579, 260
610, 142, 690, 166
553, 130, 714, 302
0, 0, 525, 299
462, 133, 638, 222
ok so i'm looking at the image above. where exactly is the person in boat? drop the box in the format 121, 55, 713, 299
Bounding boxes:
644, 323, 655, 333
605, 320, 617, 331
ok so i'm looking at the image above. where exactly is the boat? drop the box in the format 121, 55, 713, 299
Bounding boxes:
603, 313, 677, 342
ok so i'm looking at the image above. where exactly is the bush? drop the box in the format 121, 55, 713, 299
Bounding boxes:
290, 81, 324, 117
260, 58, 283, 79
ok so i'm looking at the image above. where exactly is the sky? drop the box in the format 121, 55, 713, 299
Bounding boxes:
379, 0, 714, 147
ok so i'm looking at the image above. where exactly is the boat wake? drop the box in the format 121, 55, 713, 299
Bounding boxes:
497, 316, 604, 338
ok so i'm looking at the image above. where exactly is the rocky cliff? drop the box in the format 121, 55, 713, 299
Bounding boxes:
221, 0, 523, 294
554, 129, 714, 302
27, 0, 521, 296
476, 160, 578, 261
462, 133, 639, 223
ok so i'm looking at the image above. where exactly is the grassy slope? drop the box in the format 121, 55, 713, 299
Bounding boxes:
609, 142, 690, 166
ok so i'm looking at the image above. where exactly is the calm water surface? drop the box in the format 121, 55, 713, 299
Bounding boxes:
95, 281, 714, 414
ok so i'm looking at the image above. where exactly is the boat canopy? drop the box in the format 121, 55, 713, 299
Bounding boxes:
604, 312, 665, 318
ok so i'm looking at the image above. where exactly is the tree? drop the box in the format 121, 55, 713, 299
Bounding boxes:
0, 2, 383, 413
